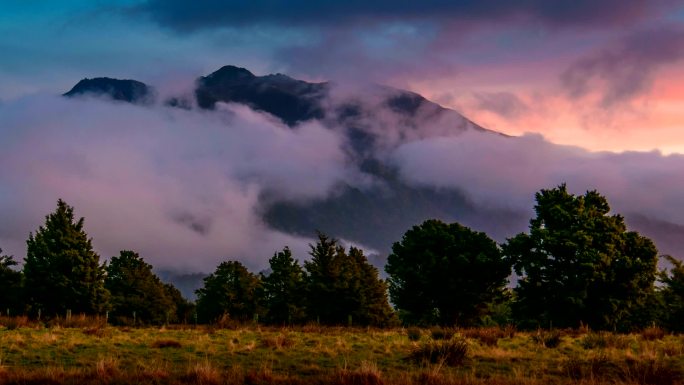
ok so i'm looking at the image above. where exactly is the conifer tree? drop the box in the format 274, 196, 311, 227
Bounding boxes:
260, 247, 306, 324
304, 233, 396, 326
105, 250, 176, 325
24, 200, 108, 315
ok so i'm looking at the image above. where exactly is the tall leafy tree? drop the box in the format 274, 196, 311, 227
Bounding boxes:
0, 249, 22, 314
304, 233, 396, 326
503, 184, 658, 330
24, 199, 108, 315
386, 219, 510, 326
260, 247, 306, 324
105, 250, 176, 325
659, 255, 684, 332
195, 260, 260, 323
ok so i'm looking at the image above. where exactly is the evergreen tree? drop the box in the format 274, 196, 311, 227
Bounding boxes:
304, 233, 396, 326
503, 185, 658, 330
0, 249, 22, 314
195, 260, 260, 323
386, 219, 510, 326
659, 255, 684, 332
24, 200, 108, 316
105, 250, 176, 325
260, 247, 306, 324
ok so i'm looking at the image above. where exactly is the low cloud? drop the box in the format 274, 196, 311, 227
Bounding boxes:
390, 131, 684, 227
0, 94, 357, 272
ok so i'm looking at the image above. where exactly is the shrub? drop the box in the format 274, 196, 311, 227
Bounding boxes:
151, 339, 182, 349
641, 326, 666, 341
406, 327, 422, 342
260, 334, 295, 349
408, 338, 468, 367
621, 357, 682, 385
429, 327, 454, 341
0, 316, 29, 330
461, 326, 515, 346
531, 329, 562, 348
580, 332, 631, 350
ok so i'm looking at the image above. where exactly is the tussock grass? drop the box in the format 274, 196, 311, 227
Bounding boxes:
0, 321, 681, 384
408, 338, 468, 367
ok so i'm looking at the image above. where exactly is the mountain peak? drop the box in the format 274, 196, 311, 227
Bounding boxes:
64, 77, 152, 104
204, 65, 255, 83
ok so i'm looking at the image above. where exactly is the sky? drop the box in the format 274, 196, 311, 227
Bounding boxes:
3, 0, 684, 152
2, 1, 684, 271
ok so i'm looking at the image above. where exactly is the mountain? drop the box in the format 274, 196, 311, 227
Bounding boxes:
61, 66, 684, 276
195, 65, 328, 126
64, 77, 152, 104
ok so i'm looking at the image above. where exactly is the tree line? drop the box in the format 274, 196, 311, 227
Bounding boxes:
1, 185, 683, 331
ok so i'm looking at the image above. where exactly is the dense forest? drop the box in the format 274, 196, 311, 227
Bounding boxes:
1, 184, 683, 332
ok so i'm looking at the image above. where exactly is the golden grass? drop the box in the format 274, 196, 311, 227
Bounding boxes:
0, 323, 681, 384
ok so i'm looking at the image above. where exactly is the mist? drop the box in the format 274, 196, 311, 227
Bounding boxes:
0, 93, 359, 272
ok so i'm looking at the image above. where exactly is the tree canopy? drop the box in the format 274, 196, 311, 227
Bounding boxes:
259, 247, 306, 324
105, 250, 176, 325
195, 260, 260, 323
24, 199, 108, 315
503, 184, 658, 330
304, 233, 396, 326
659, 255, 684, 332
0, 249, 22, 314
385, 219, 510, 326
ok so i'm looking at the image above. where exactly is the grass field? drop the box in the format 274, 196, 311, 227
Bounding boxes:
0, 319, 682, 384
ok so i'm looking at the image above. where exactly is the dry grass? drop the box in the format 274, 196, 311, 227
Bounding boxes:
0, 321, 681, 384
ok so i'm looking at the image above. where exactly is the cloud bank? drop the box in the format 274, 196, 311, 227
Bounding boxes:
0, 94, 358, 272
390, 131, 684, 228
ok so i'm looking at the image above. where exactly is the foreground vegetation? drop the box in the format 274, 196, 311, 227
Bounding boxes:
0, 321, 682, 385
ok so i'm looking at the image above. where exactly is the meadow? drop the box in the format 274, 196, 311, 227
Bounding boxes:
0, 317, 682, 385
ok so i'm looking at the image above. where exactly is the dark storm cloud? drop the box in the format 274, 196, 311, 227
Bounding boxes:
137, 0, 676, 31
561, 25, 684, 107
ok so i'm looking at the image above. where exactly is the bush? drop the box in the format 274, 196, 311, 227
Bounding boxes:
429, 327, 454, 341
408, 338, 468, 367
406, 327, 422, 341
641, 326, 666, 341
532, 329, 562, 348
461, 326, 516, 346
0, 316, 30, 330
580, 332, 631, 350
151, 339, 182, 348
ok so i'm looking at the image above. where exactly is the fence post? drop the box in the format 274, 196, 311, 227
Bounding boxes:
66, 309, 71, 321
133, 311, 136, 326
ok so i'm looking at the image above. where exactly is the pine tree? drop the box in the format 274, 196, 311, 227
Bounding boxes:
105, 250, 176, 325
24, 200, 108, 316
260, 247, 306, 324
304, 233, 396, 326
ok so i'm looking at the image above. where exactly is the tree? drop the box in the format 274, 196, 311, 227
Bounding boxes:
304, 233, 396, 326
163, 283, 196, 324
503, 184, 658, 330
105, 250, 176, 325
0, 249, 22, 314
24, 199, 108, 315
195, 260, 260, 323
259, 247, 306, 324
385, 219, 510, 326
659, 255, 684, 332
